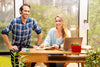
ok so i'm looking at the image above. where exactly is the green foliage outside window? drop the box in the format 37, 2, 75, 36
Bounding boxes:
29, 3, 72, 45
88, 0, 100, 50
0, 2, 78, 50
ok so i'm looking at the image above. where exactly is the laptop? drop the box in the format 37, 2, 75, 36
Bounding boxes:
63, 37, 83, 51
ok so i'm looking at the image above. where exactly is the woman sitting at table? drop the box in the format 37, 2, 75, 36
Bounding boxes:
40, 15, 71, 67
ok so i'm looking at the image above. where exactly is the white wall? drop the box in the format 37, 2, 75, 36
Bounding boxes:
15, 0, 23, 17
79, 0, 88, 45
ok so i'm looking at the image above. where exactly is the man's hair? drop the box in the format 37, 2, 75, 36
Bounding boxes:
20, 4, 31, 12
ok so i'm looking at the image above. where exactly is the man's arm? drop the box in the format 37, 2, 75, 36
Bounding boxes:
37, 33, 42, 45
1, 34, 18, 50
1, 34, 12, 49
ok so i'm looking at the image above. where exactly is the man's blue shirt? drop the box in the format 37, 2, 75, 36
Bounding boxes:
1, 16, 41, 46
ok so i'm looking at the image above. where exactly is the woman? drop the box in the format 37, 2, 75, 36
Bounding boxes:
40, 15, 71, 67
42, 15, 71, 48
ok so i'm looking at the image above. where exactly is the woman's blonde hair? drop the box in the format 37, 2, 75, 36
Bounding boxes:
55, 15, 68, 41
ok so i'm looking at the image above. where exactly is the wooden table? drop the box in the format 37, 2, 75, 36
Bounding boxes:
19, 49, 87, 67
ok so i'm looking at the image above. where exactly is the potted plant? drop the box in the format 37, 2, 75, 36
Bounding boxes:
71, 42, 81, 52
85, 50, 100, 67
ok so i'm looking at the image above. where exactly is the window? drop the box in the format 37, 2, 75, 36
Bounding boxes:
24, 0, 79, 45
0, 0, 79, 52
88, 0, 100, 50
0, 0, 14, 52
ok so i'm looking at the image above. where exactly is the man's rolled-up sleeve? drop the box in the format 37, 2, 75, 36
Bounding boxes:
32, 20, 41, 34
1, 20, 14, 35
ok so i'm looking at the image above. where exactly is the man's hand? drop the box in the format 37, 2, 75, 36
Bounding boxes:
1, 34, 19, 51
9, 45, 18, 50
33, 45, 38, 49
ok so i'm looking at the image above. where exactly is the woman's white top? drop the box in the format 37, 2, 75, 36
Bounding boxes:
43, 28, 71, 47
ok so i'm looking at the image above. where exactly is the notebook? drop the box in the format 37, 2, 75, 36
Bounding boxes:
63, 37, 83, 51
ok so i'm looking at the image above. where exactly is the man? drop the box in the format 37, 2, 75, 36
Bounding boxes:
1, 4, 42, 67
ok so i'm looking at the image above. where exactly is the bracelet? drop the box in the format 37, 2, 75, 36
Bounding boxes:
59, 45, 61, 49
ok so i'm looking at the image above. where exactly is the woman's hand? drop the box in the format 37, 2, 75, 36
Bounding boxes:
39, 44, 45, 48
53, 45, 59, 49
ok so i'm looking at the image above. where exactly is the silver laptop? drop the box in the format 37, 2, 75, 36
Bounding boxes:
63, 37, 83, 51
